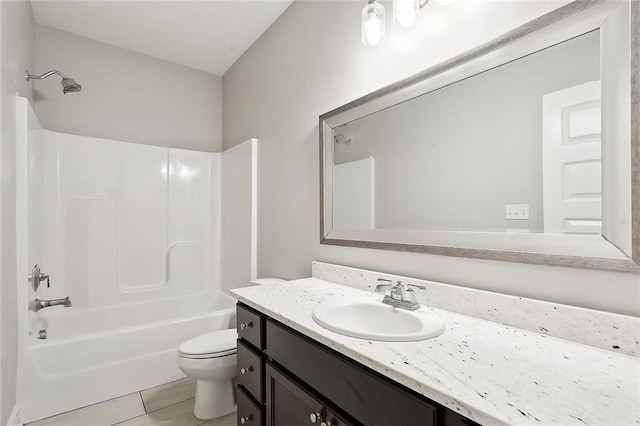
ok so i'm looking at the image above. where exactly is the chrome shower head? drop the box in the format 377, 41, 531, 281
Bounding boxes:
26, 70, 82, 95
61, 78, 81, 94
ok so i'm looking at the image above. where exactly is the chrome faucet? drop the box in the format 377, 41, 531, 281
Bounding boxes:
28, 264, 50, 291
375, 278, 393, 292
375, 279, 425, 311
30, 297, 72, 312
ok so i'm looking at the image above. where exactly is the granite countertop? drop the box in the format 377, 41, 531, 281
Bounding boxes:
231, 278, 640, 426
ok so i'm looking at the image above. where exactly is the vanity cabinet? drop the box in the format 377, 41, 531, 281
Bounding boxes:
266, 363, 351, 426
236, 303, 478, 426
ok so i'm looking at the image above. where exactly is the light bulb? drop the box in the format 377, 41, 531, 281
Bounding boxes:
361, 1, 385, 47
393, 0, 418, 28
365, 15, 382, 45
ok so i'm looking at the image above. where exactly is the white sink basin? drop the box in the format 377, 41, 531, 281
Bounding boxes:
312, 297, 445, 342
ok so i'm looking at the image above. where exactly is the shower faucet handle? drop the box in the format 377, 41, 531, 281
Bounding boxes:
29, 265, 50, 291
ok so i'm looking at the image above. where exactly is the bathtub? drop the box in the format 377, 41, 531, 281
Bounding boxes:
18, 291, 236, 423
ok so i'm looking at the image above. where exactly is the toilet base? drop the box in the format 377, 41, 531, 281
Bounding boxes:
193, 378, 236, 420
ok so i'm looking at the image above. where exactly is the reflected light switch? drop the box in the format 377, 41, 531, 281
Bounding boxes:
505, 204, 530, 220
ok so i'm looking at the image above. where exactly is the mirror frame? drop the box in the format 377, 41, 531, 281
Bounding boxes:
319, 0, 640, 273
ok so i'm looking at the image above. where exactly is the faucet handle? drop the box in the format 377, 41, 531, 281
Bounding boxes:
406, 288, 418, 304
407, 283, 426, 290
375, 278, 393, 292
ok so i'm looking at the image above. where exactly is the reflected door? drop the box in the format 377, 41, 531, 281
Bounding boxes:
543, 81, 602, 234
333, 157, 375, 230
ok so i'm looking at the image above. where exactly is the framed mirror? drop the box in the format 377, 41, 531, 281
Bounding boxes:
319, 0, 640, 273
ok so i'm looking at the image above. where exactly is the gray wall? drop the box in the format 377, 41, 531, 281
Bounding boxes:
223, 1, 640, 316
334, 31, 600, 233
0, 1, 35, 422
34, 25, 222, 152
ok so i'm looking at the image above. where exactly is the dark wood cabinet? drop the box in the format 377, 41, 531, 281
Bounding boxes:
236, 303, 479, 426
237, 304, 264, 350
237, 340, 263, 402
266, 363, 325, 426
324, 407, 353, 426
237, 386, 263, 426
265, 319, 437, 426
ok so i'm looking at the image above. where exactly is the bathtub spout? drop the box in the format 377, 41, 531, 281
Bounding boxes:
30, 297, 72, 312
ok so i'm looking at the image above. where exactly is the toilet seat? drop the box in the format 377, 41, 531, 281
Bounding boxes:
179, 329, 237, 359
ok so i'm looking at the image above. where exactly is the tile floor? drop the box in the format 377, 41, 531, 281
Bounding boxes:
27, 378, 236, 426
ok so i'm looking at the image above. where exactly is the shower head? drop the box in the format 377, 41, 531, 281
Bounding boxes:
26, 70, 82, 94
61, 78, 82, 94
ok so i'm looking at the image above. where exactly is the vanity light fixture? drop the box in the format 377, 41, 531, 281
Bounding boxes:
393, 0, 429, 28
361, 0, 386, 47
362, 0, 449, 45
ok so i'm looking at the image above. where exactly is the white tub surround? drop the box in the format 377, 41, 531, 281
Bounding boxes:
34, 130, 221, 308
231, 277, 640, 425
15, 99, 230, 424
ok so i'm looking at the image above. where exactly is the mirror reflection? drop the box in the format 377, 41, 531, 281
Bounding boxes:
332, 30, 601, 235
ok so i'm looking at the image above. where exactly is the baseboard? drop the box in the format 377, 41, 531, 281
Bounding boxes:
6, 406, 22, 426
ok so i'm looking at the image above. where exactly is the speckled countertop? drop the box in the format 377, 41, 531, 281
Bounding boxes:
231, 278, 640, 426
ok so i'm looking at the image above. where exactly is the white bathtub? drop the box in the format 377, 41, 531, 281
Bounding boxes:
18, 292, 236, 423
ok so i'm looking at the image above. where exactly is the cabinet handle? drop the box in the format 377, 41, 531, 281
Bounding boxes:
240, 414, 252, 424
240, 321, 253, 330
240, 366, 254, 375
309, 412, 322, 424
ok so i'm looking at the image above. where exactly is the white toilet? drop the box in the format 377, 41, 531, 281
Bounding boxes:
177, 328, 238, 419
177, 278, 285, 420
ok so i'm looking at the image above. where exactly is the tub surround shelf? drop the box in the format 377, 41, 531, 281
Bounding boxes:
231, 279, 640, 426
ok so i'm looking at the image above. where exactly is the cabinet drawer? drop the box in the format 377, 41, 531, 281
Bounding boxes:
237, 386, 263, 426
266, 320, 437, 426
237, 339, 264, 402
237, 304, 264, 349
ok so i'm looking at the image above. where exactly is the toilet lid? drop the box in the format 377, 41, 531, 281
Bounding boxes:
179, 329, 237, 359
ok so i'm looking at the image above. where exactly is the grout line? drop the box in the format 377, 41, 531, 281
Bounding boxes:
139, 377, 192, 394
139, 391, 148, 414
31, 380, 194, 426
111, 398, 197, 426
27, 392, 141, 425
145, 396, 194, 415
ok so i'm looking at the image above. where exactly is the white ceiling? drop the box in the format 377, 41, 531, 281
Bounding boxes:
31, 0, 294, 76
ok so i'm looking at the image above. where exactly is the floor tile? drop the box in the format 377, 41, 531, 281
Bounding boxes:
198, 412, 236, 426
141, 378, 197, 413
28, 393, 145, 426
112, 398, 202, 426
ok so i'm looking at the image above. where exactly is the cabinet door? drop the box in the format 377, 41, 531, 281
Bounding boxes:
323, 407, 354, 426
266, 363, 324, 426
